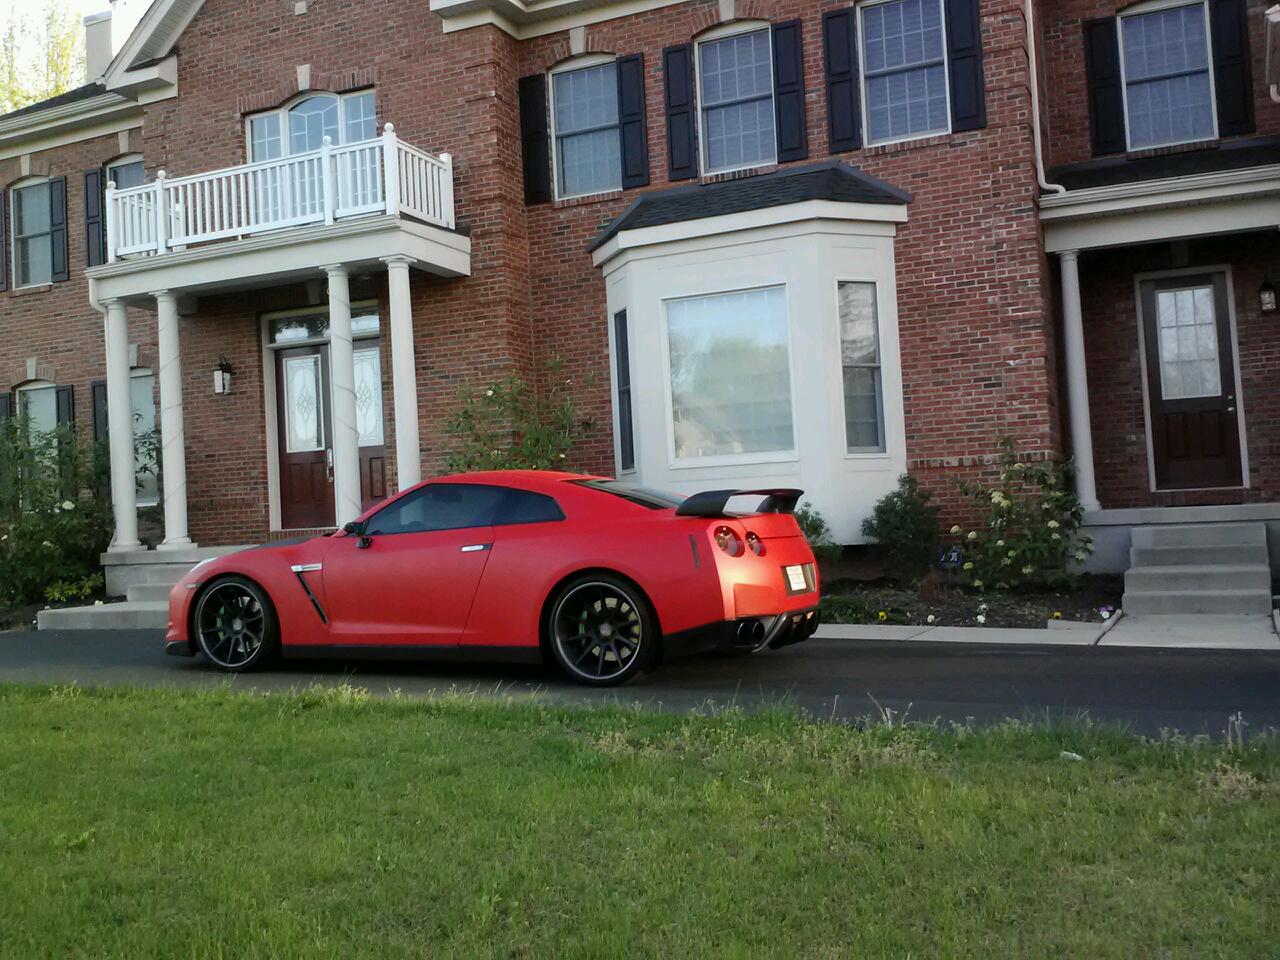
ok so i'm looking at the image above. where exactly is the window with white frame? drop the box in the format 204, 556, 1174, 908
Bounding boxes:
246, 90, 377, 162
107, 155, 146, 191
838, 281, 886, 453
1119, 1, 1215, 150
10, 180, 54, 288
552, 60, 622, 198
859, 0, 950, 145
130, 369, 159, 507
16, 382, 57, 436
697, 28, 776, 174
666, 285, 794, 460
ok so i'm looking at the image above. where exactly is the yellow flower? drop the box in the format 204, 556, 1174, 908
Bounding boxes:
966, 531, 978, 541
1052, 611, 1062, 619
962, 561, 974, 571
877, 611, 888, 622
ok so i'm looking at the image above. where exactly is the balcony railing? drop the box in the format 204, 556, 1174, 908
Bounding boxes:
105, 123, 454, 261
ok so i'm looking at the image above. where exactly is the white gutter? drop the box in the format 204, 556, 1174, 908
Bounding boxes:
1267, 5, 1280, 103
1025, 0, 1066, 195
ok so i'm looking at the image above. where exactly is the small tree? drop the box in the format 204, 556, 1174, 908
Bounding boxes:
861, 474, 940, 585
445, 359, 594, 472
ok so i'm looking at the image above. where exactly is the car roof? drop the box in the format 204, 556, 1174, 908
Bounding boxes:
428, 470, 610, 493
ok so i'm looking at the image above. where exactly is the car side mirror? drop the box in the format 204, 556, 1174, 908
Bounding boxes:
343, 520, 366, 536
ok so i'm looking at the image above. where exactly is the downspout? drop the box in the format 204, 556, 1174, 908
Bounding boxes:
1268, 5, 1280, 102
1025, 0, 1066, 194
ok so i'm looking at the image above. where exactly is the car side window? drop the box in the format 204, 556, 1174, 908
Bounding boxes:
365, 483, 509, 536
493, 489, 565, 525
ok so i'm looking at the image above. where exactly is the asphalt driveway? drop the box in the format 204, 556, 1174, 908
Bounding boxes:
3, 629, 1278, 737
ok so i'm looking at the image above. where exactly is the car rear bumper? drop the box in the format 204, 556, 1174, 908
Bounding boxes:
663, 605, 820, 659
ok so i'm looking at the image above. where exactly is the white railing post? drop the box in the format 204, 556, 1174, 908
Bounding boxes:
154, 170, 169, 255
321, 135, 335, 225
105, 179, 118, 263
439, 152, 454, 230
382, 122, 400, 216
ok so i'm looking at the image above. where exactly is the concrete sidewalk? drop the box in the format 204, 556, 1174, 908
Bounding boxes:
815, 612, 1280, 650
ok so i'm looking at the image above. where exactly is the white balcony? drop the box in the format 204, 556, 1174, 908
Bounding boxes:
106, 123, 455, 260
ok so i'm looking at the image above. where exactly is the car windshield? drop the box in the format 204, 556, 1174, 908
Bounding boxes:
572, 479, 686, 510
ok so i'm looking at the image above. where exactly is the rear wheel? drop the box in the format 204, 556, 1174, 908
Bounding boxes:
193, 576, 279, 672
547, 575, 656, 686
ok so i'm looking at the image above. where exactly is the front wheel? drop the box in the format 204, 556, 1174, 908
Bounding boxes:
547, 575, 657, 686
193, 575, 280, 672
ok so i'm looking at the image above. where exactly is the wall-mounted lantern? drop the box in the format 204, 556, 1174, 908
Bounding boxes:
213, 357, 235, 395
1260, 275, 1277, 314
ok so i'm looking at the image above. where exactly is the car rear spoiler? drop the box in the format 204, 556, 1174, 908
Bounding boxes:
675, 488, 803, 518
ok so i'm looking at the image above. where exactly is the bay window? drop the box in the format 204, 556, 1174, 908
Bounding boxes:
697, 28, 776, 174
1119, 2, 1215, 150
665, 286, 794, 460
859, 0, 950, 144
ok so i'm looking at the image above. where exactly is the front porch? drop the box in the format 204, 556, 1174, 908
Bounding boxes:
85, 124, 470, 558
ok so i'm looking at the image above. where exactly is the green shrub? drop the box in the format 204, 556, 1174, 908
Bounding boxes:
45, 573, 105, 604
445, 358, 595, 472
794, 501, 842, 564
951, 439, 1093, 591
860, 474, 940, 585
0, 422, 113, 606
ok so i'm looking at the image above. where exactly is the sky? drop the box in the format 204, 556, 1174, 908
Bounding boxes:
6, 0, 114, 20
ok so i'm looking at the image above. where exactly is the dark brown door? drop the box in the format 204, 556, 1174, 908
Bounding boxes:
277, 344, 335, 529
1140, 273, 1242, 490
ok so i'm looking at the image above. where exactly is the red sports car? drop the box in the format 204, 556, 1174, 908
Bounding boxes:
165, 471, 820, 685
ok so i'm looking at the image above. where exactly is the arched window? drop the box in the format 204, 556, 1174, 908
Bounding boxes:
246, 90, 377, 163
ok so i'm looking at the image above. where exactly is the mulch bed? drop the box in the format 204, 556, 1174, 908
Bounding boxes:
820, 575, 1123, 629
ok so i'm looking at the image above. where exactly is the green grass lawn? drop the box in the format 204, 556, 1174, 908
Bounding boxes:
2, 684, 1277, 959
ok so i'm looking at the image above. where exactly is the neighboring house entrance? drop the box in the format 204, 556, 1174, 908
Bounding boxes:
267, 306, 388, 530
1139, 271, 1243, 491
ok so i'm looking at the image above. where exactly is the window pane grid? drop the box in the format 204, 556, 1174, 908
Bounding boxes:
12, 182, 53, 287
861, 0, 949, 143
838, 281, 886, 453
667, 287, 794, 459
1121, 3, 1214, 149
699, 30, 776, 172
553, 62, 622, 197
1155, 285, 1221, 401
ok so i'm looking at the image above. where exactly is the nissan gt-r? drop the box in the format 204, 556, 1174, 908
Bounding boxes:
165, 471, 821, 685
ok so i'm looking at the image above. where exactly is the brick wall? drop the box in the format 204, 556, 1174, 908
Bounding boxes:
1040, 0, 1280, 170
1078, 233, 1280, 509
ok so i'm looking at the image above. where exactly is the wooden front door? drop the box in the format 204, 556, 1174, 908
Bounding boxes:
1140, 273, 1242, 490
277, 345, 334, 529
276, 339, 388, 530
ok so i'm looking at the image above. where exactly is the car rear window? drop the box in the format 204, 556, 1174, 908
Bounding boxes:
572, 479, 686, 510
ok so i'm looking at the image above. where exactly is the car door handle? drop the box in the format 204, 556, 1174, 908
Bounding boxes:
460, 544, 491, 553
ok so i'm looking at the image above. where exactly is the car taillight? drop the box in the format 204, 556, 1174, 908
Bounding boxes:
745, 532, 765, 556
713, 525, 744, 557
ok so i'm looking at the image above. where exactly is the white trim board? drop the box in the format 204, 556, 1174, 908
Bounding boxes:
430, 0, 688, 38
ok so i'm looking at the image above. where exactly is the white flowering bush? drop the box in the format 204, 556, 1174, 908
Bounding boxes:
0, 423, 113, 605
949, 439, 1093, 592
445, 358, 595, 472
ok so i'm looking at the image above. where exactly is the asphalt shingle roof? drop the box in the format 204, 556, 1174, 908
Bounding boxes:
1048, 137, 1280, 191
1, 82, 107, 122
590, 161, 912, 252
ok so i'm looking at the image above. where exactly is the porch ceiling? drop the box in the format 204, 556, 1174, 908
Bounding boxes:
85, 215, 471, 307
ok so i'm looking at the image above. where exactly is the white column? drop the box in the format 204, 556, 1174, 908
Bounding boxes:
324, 264, 362, 527
154, 291, 191, 548
102, 299, 140, 551
1059, 250, 1101, 513
383, 255, 421, 490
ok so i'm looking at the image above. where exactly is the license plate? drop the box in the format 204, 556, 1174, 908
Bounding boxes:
785, 565, 808, 592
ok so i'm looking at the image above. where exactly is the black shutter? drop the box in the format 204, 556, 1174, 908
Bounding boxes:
91, 380, 108, 442
55, 384, 75, 498
771, 20, 809, 162
0, 393, 10, 422
1084, 18, 1126, 156
85, 169, 104, 267
616, 54, 650, 189
49, 176, 68, 283
613, 310, 634, 472
945, 0, 986, 131
1209, 0, 1254, 137
0, 189, 8, 292
663, 44, 698, 181
518, 74, 552, 205
823, 8, 861, 154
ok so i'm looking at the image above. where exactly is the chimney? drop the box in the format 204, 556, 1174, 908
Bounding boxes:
84, 10, 113, 82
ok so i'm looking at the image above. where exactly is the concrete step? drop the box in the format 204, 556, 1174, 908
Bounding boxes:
102, 544, 250, 596
37, 601, 168, 631
126, 582, 176, 602
1124, 564, 1272, 593
1130, 522, 1266, 549
1122, 590, 1273, 616
1130, 543, 1270, 567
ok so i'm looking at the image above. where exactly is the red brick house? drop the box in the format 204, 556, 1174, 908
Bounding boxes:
1, 0, 1278, 607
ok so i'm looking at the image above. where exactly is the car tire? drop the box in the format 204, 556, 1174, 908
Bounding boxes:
192, 575, 280, 672
547, 574, 658, 686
